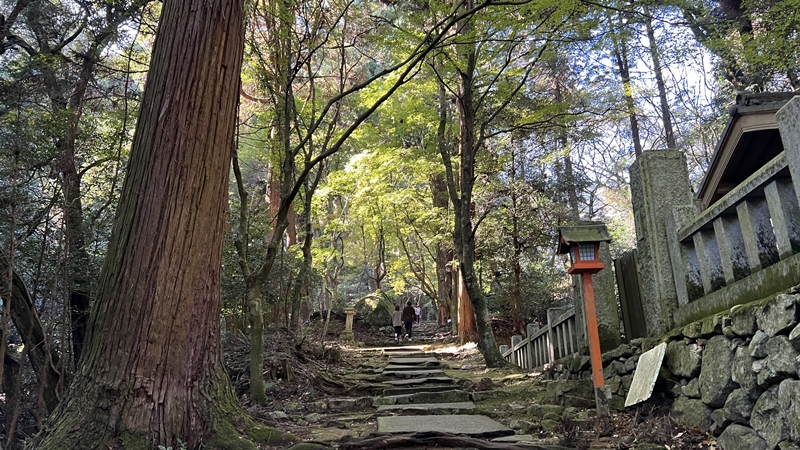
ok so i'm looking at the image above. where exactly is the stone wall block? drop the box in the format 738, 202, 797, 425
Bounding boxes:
789, 323, 800, 351
545, 380, 593, 405
607, 375, 622, 394
778, 379, 800, 442
682, 322, 703, 339
672, 396, 714, 432
730, 304, 758, 337
603, 343, 633, 362
731, 347, 760, 398
749, 330, 770, 358
751, 384, 790, 449
702, 314, 725, 336
779, 442, 800, 450
564, 354, 590, 373
722, 388, 755, 425
666, 340, 702, 378
717, 424, 770, 450
624, 357, 637, 373
711, 408, 730, 436
756, 336, 798, 386
621, 374, 633, 391
682, 378, 701, 399
699, 335, 738, 407
756, 293, 799, 336
604, 360, 628, 379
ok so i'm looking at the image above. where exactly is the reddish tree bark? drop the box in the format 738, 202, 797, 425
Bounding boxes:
26, 1, 281, 448
457, 268, 478, 343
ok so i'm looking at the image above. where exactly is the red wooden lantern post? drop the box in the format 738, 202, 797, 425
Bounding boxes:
558, 226, 612, 418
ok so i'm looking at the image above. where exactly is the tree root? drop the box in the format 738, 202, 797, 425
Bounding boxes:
335, 431, 576, 449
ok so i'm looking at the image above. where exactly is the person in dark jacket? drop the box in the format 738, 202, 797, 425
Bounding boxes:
402, 301, 416, 341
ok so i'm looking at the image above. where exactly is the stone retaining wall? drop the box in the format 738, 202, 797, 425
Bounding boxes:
542, 290, 800, 450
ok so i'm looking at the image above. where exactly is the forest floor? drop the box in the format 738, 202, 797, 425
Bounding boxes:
223, 319, 720, 450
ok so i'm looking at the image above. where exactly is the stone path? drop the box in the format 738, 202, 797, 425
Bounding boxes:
367, 345, 561, 448
287, 322, 577, 449
375, 355, 512, 437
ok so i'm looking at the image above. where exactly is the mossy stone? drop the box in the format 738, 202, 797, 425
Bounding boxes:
540, 419, 560, 432
543, 412, 561, 422
207, 420, 256, 450
120, 433, 148, 450
246, 425, 299, 445
286, 443, 334, 450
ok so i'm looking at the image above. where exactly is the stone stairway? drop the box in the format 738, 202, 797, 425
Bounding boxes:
370, 352, 566, 448
285, 323, 577, 449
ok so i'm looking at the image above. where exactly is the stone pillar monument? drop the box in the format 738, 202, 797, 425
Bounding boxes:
341, 307, 356, 341
629, 150, 695, 336
777, 97, 800, 207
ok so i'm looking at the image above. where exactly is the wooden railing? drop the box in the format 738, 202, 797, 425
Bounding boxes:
500, 307, 580, 370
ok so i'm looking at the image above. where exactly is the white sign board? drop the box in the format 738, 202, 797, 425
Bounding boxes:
625, 342, 667, 407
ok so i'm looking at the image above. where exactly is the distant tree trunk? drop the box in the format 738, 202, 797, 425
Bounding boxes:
292, 164, 323, 331
0, 252, 64, 414
608, 13, 642, 157
550, 56, 580, 220
644, 6, 676, 149
373, 225, 387, 290
231, 153, 267, 406
433, 76, 455, 327
509, 150, 524, 334
248, 286, 267, 405
28, 0, 257, 448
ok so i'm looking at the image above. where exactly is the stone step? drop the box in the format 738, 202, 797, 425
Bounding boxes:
382, 385, 462, 396
381, 389, 470, 405
388, 357, 440, 365
382, 376, 453, 387
381, 369, 445, 378
377, 414, 514, 438
376, 401, 475, 415
381, 348, 427, 355
384, 362, 442, 370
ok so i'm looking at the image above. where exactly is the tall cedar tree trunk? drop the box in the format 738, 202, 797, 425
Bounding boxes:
509, 150, 523, 334
549, 56, 580, 219
457, 268, 477, 343
29, 1, 254, 448
433, 74, 454, 327
434, 64, 475, 342
431, 174, 453, 326
454, 0, 505, 366
644, 7, 676, 149
608, 12, 642, 157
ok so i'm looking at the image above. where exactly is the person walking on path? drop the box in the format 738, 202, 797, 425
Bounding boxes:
414, 303, 422, 325
402, 301, 416, 341
392, 305, 403, 342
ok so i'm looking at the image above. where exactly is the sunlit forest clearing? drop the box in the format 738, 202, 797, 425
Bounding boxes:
1, 0, 798, 448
